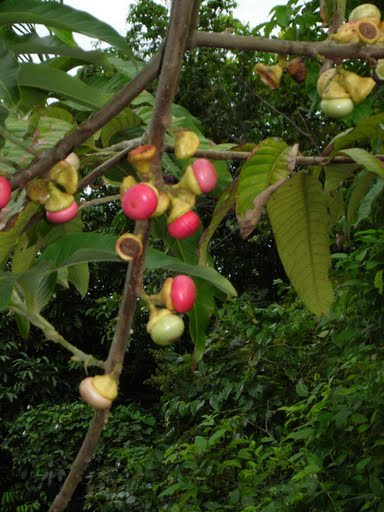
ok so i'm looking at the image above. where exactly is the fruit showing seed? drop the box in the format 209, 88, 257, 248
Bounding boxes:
320, 98, 354, 118
150, 313, 185, 346
121, 183, 158, 220
0, 176, 11, 209
115, 233, 143, 261
167, 210, 200, 239
168, 275, 197, 313
356, 19, 379, 43
254, 63, 283, 89
286, 58, 306, 83
79, 377, 113, 410
46, 201, 78, 224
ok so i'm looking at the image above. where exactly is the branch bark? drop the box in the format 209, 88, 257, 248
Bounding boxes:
192, 30, 384, 60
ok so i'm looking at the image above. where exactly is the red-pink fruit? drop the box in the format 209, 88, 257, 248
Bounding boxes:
167, 210, 200, 239
0, 176, 11, 209
192, 158, 218, 193
122, 183, 158, 220
46, 201, 78, 224
171, 275, 196, 313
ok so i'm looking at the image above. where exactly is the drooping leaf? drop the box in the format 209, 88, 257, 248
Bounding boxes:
236, 138, 292, 218
67, 262, 89, 298
0, 0, 131, 53
345, 170, 377, 238
267, 173, 333, 317
0, 29, 19, 106
324, 163, 358, 193
338, 148, 384, 180
17, 63, 112, 109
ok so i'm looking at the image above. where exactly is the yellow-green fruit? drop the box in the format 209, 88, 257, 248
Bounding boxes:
150, 314, 185, 346
320, 98, 354, 118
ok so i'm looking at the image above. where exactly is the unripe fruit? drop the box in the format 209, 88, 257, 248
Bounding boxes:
168, 275, 197, 313
167, 210, 200, 239
46, 201, 78, 224
0, 176, 11, 209
150, 314, 185, 346
320, 98, 354, 118
79, 377, 113, 410
121, 183, 158, 220
191, 159, 218, 193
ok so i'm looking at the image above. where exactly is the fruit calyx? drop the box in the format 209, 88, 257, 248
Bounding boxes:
49, 160, 78, 195
79, 373, 118, 410
128, 144, 157, 175
0, 176, 12, 209
148, 274, 197, 313
146, 306, 185, 346
45, 182, 74, 212
174, 130, 200, 159
121, 182, 159, 220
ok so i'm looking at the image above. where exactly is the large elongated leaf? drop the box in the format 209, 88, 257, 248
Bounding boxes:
236, 138, 291, 218
0, 30, 19, 106
35, 233, 236, 297
339, 148, 384, 180
329, 113, 384, 154
18, 63, 112, 109
345, 170, 377, 238
267, 173, 333, 317
0, 0, 130, 53
190, 278, 216, 364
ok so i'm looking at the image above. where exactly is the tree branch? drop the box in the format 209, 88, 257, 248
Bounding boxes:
192, 30, 384, 60
48, 2, 198, 510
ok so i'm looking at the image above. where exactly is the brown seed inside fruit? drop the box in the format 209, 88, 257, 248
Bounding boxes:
119, 238, 141, 258
358, 22, 378, 41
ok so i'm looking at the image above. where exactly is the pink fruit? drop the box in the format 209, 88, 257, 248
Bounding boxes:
167, 210, 200, 239
46, 201, 78, 224
0, 176, 11, 209
191, 159, 218, 193
170, 275, 196, 313
122, 183, 158, 220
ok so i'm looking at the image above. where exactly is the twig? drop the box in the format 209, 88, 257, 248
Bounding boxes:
78, 137, 142, 190
192, 30, 384, 60
79, 194, 120, 210
10, 292, 105, 370
10, 51, 164, 190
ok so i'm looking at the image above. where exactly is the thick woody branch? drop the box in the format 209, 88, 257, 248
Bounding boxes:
192, 30, 384, 60
10, 51, 163, 190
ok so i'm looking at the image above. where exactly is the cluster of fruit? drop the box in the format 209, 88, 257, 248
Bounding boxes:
332, 3, 383, 45
317, 67, 375, 118
26, 152, 80, 223
118, 132, 217, 241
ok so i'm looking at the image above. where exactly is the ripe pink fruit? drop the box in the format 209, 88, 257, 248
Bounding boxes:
122, 183, 158, 220
167, 210, 200, 239
191, 159, 218, 193
46, 201, 78, 224
0, 176, 11, 209
170, 275, 196, 313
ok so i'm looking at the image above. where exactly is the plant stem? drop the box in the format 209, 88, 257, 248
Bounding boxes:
79, 194, 120, 210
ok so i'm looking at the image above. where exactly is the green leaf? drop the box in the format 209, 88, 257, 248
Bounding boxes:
356, 179, 384, 226
18, 263, 57, 314
329, 113, 384, 154
267, 174, 333, 317
345, 170, 376, 239
0, 202, 40, 269
0, 0, 131, 53
100, 107, 142, 147
339, 148, 384, 180
0, 271, 16, 310
190, 278, 215, 364
0, 29, 20, 106
67, 262, 89, 298
236, 138, 291, 218
374, 270, 383, 294
324, 163, 358, 193
17, 63, 112, 109
11, 232, 40, 274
